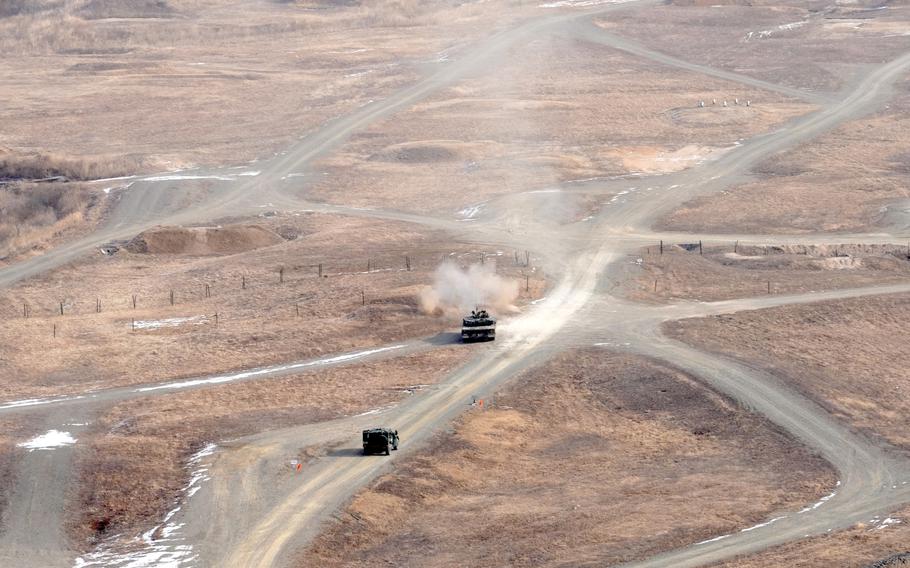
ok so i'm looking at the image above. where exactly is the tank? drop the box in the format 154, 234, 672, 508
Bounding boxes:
461, 309, 496, 342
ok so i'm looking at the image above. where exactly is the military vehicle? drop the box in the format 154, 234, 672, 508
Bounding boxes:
461, 309, 496, 342
362, 427, 399, 455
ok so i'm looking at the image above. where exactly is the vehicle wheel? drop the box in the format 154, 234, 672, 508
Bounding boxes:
393, 444, 398, 451
385, 446, 390, 456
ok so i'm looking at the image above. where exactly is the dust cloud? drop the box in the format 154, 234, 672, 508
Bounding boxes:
419, 261, 519, 316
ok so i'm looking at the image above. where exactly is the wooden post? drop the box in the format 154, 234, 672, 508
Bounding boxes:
214, 312, 219, 327
295, 303, 300, 317
654, 279, 658, 293
242, 275, 246, 289
361, 291, 365, 305
170, 290, 175, 306
205, 283, 211, 298
318, 263, 323, 278
132, 294, 137, 309
279, 267, 284, 283
53, 324, 56, 338
96, 298, 101, 313
59, 301, 64, 316
734, 240, 738, 254
525, 274, 530, 292
23, 303, 28, 319
405, 256, 411, 271
699, 240, 703, 255
768, 281, 771, 294
660, 240, 663, 255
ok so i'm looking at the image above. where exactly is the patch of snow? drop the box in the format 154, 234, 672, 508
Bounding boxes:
798, 488, 837, 513
0, 395, 86, 411
73, 444, 217, 568
740, 515, 787, 533
695, 533, 730, 546
236, 171, 261, 177
18, 430, 76, 451
143, 174, 236, 182
746, 20, 808, 40
134, 345, 407, 393
132, 316, 208, 330
458, 204, 485, 219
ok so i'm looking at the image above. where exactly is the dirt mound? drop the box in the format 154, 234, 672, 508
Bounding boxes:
125, 225, 284, 255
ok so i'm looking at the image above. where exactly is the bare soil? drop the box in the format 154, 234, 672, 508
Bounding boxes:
717, 506, 909, 568
299, 348, 834, 567
625, 244, 910, 303
666, 293, 910, 450
0, 214, 545, 400
69, 345, 472, 546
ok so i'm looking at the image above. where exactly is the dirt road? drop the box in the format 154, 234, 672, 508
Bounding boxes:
3, 1, 910, 567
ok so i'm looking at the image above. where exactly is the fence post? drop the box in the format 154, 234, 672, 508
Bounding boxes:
660, 240, 663, 255
279, 267, 284, 283
242, 275, 246, 290
132, 294, 137, 309
699, 240, 703, 255
170, 290, 175, 306
59, 301, 64, 316
318, 263, 323, 278
405, 256, 411, 271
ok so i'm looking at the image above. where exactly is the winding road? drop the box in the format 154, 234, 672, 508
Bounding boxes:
2, 1, 910, 567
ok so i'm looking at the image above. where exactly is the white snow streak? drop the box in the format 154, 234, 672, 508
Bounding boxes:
132, 316, 208, 330
134, 345, 406, 393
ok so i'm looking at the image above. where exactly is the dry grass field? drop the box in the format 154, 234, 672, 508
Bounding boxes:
601, 2, 910, 94
666, 293, 910, 451
305, 33, 813, 214
0, 0, 535, 171
299, 349, 834, 568
718, 506, 910, 568
69, 345, 472, 546
624, 243, 910, 303
0, 213, 544, 400
661, 77, 910, 235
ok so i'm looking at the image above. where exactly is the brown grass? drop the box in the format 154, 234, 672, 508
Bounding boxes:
666, 293, 910, 450
0, 0, 536, 170
0, 213, 545, 400
717, 505, 910, 567
659, 76, 910, 235
624, 244, 910, 303
305, 35, 812, 214
300, 349, 834, 567
70, 346, 471, 546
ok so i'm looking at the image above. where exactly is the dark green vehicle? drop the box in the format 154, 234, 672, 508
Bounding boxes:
461, 309, 496, 342
362, 428, 399, 455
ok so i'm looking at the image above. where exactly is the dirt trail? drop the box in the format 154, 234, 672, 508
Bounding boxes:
1, 1, 910, 567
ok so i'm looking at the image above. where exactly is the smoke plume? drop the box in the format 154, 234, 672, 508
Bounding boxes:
419, 261, 519, 316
